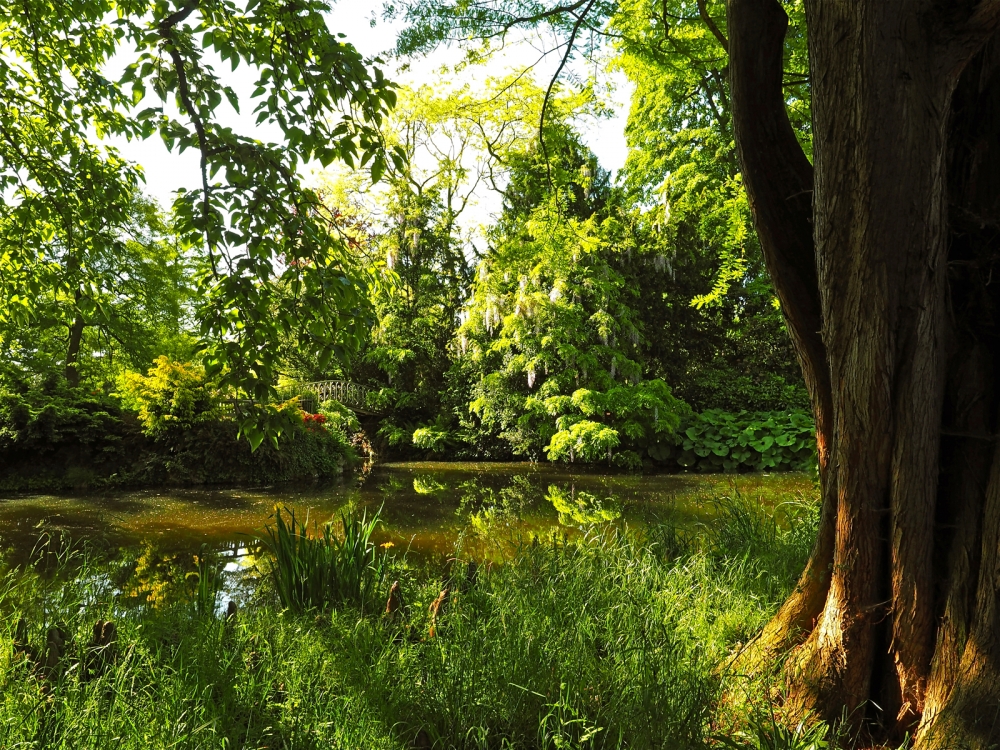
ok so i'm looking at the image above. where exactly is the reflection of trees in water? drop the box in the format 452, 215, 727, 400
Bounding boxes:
412, 476, 448, 495
545, 485, 621, 527
120, 540, 246, 610
456, 474, 539, 525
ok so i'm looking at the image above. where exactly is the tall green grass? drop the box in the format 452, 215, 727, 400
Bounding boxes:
0, 490, 824, 749
260, 506, 386, 613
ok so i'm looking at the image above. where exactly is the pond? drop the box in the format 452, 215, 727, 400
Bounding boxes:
0, 463, 814, 567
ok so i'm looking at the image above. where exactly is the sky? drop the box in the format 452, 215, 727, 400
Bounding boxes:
106, 4, 633, 225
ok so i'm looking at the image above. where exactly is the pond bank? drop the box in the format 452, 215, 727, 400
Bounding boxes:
0, 486, 821, 749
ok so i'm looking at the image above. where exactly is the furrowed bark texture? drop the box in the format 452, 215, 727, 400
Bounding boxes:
726, 0, 1000, 742
65, 313, 85, 388
726, 0, 836, 672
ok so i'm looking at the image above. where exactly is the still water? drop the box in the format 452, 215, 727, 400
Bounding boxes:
0, 462, 813, 565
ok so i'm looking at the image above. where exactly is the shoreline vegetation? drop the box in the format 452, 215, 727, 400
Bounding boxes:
0, 491, 832, 749
0, 358, 816, 494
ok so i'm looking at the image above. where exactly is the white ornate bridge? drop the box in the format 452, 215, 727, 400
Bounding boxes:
291, 380, 378, 415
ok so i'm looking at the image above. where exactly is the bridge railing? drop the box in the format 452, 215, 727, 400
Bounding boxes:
217, 381, 378, 417
283, 380, 377, 414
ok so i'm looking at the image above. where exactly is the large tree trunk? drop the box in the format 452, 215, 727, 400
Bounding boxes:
726, 0, 1000, 744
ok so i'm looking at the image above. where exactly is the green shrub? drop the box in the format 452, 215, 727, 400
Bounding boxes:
0, 371, 356, 490
649, 409, 816, 473
0, 386, 137, 489
538, 380, 686, 467
120, 356, 223, 436
412, 425, 451, 452
319, 397, 361, 435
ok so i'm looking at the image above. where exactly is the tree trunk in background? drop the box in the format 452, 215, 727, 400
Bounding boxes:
65, 313, 85, 388
726, 0, 1000, 744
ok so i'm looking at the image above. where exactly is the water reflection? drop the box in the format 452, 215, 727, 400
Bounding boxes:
0, 462, 813, 569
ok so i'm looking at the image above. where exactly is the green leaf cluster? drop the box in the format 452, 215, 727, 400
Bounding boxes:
0, 0, 405, 444
649, 409, 816, 472
120, 356, 223, 436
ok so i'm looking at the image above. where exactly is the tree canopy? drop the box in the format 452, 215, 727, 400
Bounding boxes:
1, 0, 402, 445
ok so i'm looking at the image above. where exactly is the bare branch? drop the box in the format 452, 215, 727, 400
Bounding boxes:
538, 0, 598, 191
696, 0, 728, 53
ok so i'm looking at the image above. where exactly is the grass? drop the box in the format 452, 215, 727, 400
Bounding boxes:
0, 489, 825, 749
260, 506, 386, 614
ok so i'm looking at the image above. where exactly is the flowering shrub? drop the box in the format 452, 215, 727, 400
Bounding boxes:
302, 412, 328, 429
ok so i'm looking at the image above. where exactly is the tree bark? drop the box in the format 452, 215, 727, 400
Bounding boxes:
725, 0, 837, 674
65, 313, 86, 388
727, 0, 1000, 742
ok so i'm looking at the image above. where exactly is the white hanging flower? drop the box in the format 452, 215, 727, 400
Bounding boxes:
386, 247, 397, 270
527, 368, 536, 389
610, 359, 616, 380
549, 285, 562, 302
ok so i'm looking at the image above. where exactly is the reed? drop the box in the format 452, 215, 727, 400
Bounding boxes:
260, 505, 386, 613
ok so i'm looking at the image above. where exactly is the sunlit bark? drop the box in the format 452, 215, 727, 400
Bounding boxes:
727, 0, 1000, 742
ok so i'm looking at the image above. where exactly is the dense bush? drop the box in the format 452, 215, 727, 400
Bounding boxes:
120, 356, 223, 435
0, 360, 357, 490
0, 384, 139, 489
649, 409, 816, 472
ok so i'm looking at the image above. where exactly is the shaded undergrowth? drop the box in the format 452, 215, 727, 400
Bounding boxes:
0, 490, 821, 749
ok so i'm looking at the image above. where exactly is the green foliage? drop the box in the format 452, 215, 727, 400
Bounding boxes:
715, 708, 839, 750
460, 143, 686, 464
411, 424, 452, 453
0, 383, 133, 489
0, 0, 404, 443
261, 507, 386, 613
649, 410, 817, 473
389, 0, 811, 422
545, 420, 621, 464
120, 356, 222, 436
0, 374, 356, 490
319, 398, 362, 436
0, 196, 199, 388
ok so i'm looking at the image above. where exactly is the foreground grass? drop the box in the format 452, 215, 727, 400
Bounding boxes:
0, 491, 819, 749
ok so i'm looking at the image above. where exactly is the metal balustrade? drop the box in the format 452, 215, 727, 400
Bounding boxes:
219, 380, 379, 417
289, 380, 377, 415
